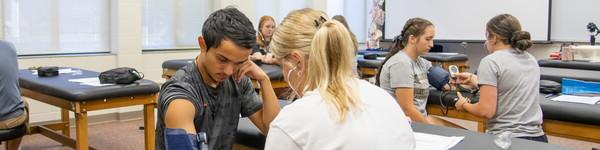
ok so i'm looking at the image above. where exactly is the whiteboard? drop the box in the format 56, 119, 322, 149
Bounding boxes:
384, 0, 550, 41
551, 0, 600, 42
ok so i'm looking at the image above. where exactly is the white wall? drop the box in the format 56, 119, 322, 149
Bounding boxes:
9, 0, 338, 124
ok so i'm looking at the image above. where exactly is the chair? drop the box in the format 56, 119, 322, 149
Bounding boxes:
0, 124, 27, 149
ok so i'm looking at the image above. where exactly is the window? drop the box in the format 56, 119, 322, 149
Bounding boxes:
255, 0, 308, 27
327, 0, 366, 43
3, 0, 110, 55
142, 0, 211, 50
256, 0, 365, 43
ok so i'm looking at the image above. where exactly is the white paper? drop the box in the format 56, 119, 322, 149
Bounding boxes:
80, 81, 114, 87
435, 52, 460, 55
415, 132, 464, 150
551, 95, 600, 105
68, 77, 99, 83
68, 77, 114, 87
58, 68, 73, 74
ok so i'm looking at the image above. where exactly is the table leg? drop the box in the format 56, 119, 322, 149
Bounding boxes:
144, 103, 156, 150
61, 109, 70, 137
75, 111, 89, 150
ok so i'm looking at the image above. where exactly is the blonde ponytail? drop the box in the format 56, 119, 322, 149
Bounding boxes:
307, 20, 360, 122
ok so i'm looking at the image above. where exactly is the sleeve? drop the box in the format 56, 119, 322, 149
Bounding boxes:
264, 126, 301, 150
157, 80, 201, 117
389, 61, 415, 88
239, 77, 263, 117
477, 57, 500, 87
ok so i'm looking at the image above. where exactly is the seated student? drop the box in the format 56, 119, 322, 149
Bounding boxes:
376, 18, 437, 124
0, 41, 27, 150
376, 18, 460, 127
250, 15, 277, 64
265, 8, 415, 150
155, 8, 280, 150
453, 14, 547, 142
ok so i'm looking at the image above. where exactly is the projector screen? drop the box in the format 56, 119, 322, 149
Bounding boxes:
384, 0, 550, 41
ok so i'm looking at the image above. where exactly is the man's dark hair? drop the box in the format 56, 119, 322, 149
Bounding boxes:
202, 7, 256, 50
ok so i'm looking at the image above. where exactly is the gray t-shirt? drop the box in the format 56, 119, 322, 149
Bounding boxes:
379, 50, 432, 115
156, 63, 263, 150
0, 41, 24, 121
477, 48, 544, 137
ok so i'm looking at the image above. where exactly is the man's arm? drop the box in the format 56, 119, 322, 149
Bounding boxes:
164, 99, 197, 134
234, 60, 280, 134
248, 78, 280, 134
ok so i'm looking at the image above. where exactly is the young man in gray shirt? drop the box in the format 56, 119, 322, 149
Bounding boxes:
156, 8, 280, 150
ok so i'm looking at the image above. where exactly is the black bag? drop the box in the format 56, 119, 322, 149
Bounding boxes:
37, 66, 59, 77
540, 80, 561, 94
98, 67, 143, 84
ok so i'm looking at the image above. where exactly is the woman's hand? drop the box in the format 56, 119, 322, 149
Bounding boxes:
454, 92, 469, 111
250, 52, 264, 61
261, 53, 277, 64
452, 72, 479, 89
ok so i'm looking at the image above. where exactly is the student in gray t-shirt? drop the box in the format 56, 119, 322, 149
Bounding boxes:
376, 18, 436, 124
453, 14, 546, 142
156, 8, 280, 150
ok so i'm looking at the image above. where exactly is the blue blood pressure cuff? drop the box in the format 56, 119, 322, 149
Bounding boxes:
428, 66, 450, 90
164, 128, 208, 150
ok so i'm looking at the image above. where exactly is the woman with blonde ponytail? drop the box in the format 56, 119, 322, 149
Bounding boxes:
265, 8, 415, 150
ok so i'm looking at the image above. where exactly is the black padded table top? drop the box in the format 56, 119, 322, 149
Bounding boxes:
356, 52, 468, 69
19, 68, 160, 102
162, 59, 193, 70
541, 94, 600, 125
357, 49, 388, 56
539, 59, 600, 71
235, 100, 291, 149
356, 57, 384, 69
422, 53, 469, 62
235, 115, 565, 149
412, 122, 566, 150
540, 67, 600, 83
162, 59, 284, 80
428, 90, 600, 125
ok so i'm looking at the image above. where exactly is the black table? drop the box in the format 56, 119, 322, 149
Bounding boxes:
412, 122, 567, 150
19, 68, 159, 150
540, 67, 600, 83
427, 90, 600, 143
539, 59, 600, 71
234, 118, 566, 150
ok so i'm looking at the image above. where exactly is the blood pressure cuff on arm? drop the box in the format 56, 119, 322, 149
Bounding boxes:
164, 128, 207, 150
428, 66, 450, 90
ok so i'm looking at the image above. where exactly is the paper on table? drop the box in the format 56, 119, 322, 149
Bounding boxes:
68, 77, 98, 83
551, 95, 600, 105
435, 52, 459, 55
80, 82, 114, 87
415, 132, 464, 150
68, 77, 114, 87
